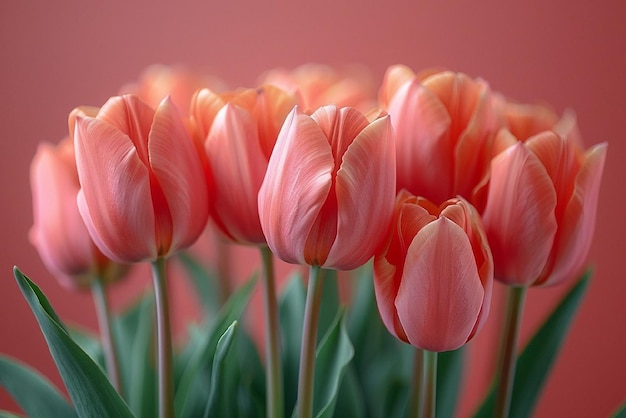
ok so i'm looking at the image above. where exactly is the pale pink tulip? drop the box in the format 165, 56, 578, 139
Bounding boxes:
380, 65, 502, 205
258, 105, 395, 270
119, 64, 227, 116
481, 125, 607, 286
191, 85, 297, 244
374, 191, 493, 352
260, 63, 376, 114
29, 137, 125, 289
73, 94, 209, 263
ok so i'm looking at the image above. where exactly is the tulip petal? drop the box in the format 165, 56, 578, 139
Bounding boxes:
74, 116, 156, 262
29, 143, 96, 284
258, 107, 334, 265
149, 97, 209, 254
482, 143, 558, 285
388, 80, 453, 202
373, 252, 409, 342
97, 95, 155, 165
396, 217, 484, 351
255, 85, 297, 159
326, 115, 395, 269
539, 143, 607, 285
379, 64, 416, 109
191, 88, 225, 139
206, 103, 266, 243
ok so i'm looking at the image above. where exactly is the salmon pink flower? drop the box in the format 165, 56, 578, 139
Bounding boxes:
374, 191, 493, 352
29, 136, 126, 289
260, 63, 376, 113
380, 65, 502, 205
191, 85, 297, 244
258, 105, 395, 270
481, 125, 607, 286
73, 94, 209, 263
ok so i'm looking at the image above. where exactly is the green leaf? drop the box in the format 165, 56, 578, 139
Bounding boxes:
278, 273, 306, 415
0, 411, 24, 418
67, 327, 105, 369
611, 400, 626, 418
313, 308, 354, 418
333, 364, 365, 418
174, 275, 257, 418
13, 267, 134, 418
436, 346, 465, 418
176, 251, 221, 316
316, 269, 339, 345
113, 293, 156, 418
474, 269, 592, 418
0, 355, 77, 418
203, 321, 238, 418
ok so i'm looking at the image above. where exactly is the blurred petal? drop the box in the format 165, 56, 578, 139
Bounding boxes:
396, 217, 484, 351
191, 88, 225, 139
539, 143, 607, 285
379, 64, 416, 109
482, 143, 558, 284
207, 103, 266, 243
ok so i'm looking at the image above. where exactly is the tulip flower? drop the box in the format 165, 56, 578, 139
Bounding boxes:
191, 85, 297, 244
258, 105, 396, 270
481, 127, 607, 287
29, 136, 126, 290
374, 191, 493, 352
260, 63, 377, 113
72, 94, 209, 263
379, 65, 502, 205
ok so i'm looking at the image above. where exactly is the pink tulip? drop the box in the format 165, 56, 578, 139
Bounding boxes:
72, 94, 209, 263
190, 85, 298, 244
481, 125, 607, 286
258, 105, 396, 270
380, 65, 502, 205
260, 63, 377, 114
374, 191, 493, 352
29, 137, 125, 289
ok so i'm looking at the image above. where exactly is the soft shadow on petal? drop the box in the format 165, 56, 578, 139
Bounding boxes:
75, 117, 156, 262
258, 108, 334, 265
396, 218, 484, 351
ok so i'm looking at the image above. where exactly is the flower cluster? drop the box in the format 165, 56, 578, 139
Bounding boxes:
16, 63, 607, 418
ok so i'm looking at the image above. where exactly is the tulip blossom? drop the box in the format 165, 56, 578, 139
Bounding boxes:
73, 94, 209, 263
29, 137, 125, 289
373, 191, 493, 352
191, 86, 297, 244
379, 65, 502, 205
260, 63, 377, 113
258, 105, 395, 270
481, 126, 607, 286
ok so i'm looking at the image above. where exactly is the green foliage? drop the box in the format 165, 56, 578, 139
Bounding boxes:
474, 269, 592, 418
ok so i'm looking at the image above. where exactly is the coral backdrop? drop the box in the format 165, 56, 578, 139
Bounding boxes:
1, 1, 625, 417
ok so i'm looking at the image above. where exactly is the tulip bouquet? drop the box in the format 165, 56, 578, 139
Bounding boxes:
1, 63, 616, 418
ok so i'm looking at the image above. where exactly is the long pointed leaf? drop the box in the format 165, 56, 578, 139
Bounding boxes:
0, 355, 77, 418
313, 308, 354, 418
203, 321, 238, 418
474, 269, 592, 418
175, 275, 257, 418
13, 267, 134, 418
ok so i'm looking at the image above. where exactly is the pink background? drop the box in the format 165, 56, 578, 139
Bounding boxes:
1, 1, 625, 417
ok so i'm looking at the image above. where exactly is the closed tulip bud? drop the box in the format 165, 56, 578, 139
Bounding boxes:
380, 65, 502, 205
73, 94, 209, 263
374, 191, 493, 352
190, 86, 297, 244
258, 105, 396, 270
481, 124, 607, 286
29, 137, 126, 289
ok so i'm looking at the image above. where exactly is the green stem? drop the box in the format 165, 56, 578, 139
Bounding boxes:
151, 257, 175, 418
494, 285, 527, 418
296, 265, 325, 418
260, 246, 284, 418
91, 277, 123, 394
420, 350, 438, 418
408, 348, 425, 418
